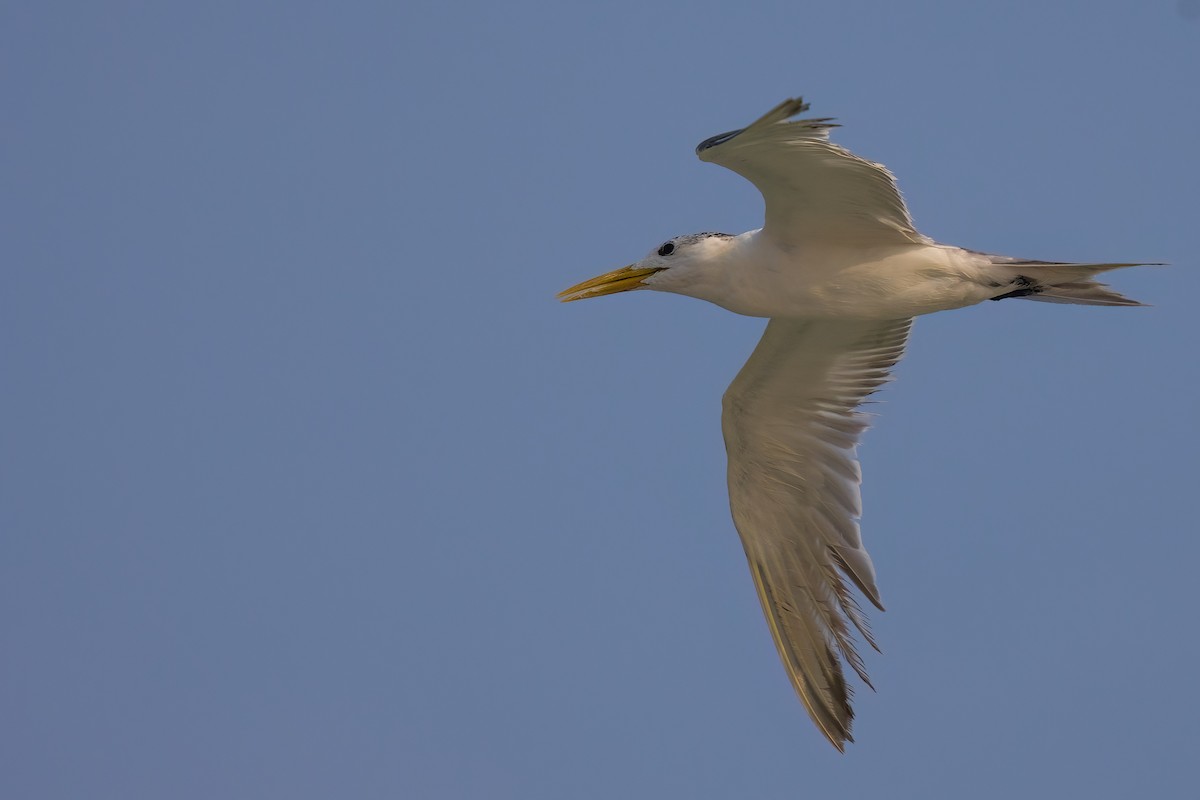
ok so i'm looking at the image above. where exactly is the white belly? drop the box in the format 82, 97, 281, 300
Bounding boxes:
708, 240, 993, 319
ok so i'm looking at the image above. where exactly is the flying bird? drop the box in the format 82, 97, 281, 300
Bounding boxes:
558, 97, 1151, 751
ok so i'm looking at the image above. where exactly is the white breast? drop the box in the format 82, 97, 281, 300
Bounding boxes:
699, 233, 992, 319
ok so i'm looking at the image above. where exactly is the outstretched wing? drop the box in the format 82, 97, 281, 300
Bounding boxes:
697, 98, 924, 247
722, 316, 912, 750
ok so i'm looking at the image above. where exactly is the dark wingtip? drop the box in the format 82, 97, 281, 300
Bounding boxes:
695, 128, 744, 155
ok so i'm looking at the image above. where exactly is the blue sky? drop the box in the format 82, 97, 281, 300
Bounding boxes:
3, 1, 1198, 797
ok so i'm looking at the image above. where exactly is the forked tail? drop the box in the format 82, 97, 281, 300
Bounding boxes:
984, 258, 1159, 306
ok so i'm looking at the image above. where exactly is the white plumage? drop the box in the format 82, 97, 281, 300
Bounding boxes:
560, 96, 1151, 750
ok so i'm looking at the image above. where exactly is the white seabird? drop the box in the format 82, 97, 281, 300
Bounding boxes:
559, 97, 1152, 751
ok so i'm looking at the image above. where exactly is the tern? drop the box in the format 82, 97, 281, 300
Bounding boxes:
558, 97, 1151, 751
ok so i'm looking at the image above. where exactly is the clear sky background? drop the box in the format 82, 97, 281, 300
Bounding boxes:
4, 2, 1198, 798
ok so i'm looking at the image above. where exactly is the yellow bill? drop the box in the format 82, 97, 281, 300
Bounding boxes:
557, 265, 663, 302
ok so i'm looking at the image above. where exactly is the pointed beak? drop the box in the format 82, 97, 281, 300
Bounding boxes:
557, 265, 664, 302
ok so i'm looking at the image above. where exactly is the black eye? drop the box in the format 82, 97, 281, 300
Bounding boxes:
657, 242, 675, 257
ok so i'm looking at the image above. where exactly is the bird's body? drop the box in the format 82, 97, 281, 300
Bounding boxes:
559, 97, 1152, 751
646, 233, 1019, 319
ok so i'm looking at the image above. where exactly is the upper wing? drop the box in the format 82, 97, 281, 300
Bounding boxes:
697, 98, 924, 247
722, 316, 912, 750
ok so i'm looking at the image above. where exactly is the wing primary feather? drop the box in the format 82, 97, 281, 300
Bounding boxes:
695, 97, 840, 155
748, 558, 855, 751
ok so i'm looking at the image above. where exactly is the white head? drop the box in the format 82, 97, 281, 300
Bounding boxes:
558, 232, 738, 303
